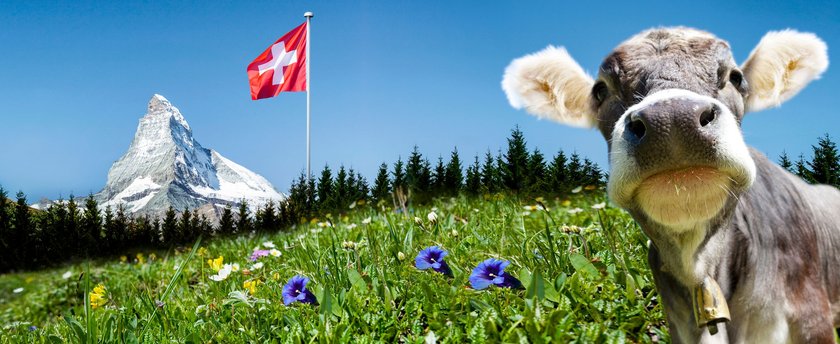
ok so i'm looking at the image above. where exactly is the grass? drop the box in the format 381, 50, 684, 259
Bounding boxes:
0, 190, 668, 343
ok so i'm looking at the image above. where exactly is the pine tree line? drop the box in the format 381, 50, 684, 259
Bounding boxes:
287, 126, 605, 218
778, 134, 840, 188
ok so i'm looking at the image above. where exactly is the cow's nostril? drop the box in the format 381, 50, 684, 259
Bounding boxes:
699, 106, 717, 127
628, 117, 646, 139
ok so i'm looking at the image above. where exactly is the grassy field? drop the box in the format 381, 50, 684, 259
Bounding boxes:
0, 190, 668, 343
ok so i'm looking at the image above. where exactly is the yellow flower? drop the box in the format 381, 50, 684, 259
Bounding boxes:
197, 247, 208, 257
243, 280, 260, 294
561, 200, 571, 207
208, 256, 224, 272
89, 284, 107, 309
148, 253, 157, 262
120, 256, 127, 263
584, 185, 597, 191
136, 253, 145, 265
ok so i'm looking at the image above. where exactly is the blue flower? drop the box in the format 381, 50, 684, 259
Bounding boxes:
28, 325, 37, 332
469, 258, 522, 290
415, 246, 452, 276
282, 275, 317, 305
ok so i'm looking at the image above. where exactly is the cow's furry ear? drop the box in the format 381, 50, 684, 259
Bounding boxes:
741, 30, 828, 112
502, 46, 596, 128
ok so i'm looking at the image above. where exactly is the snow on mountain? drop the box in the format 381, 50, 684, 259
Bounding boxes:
95, 94, 284, 219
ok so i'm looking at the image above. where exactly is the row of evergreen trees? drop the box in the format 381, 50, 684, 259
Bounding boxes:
286, 127, 604, 215
778, 134, 840, 188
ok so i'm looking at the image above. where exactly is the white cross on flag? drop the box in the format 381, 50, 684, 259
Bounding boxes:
247, 21, 307, 100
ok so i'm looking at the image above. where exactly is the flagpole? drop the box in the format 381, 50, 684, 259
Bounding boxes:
304, 11, 313, 182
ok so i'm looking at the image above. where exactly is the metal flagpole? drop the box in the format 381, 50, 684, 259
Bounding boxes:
304, 11, 313, 182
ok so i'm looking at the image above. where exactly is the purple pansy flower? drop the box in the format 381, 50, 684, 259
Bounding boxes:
415, 246, 452, 276
469, 258, 522, 290
250, 249, 270, 261
282, 275, 317, 305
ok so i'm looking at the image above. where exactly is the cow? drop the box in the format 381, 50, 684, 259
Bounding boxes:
501, 27, 839, 343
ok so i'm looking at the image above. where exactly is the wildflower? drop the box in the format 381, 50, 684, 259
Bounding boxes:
250, 262, 264, 270
342, 241, 357, 250
571, 186, 583, 194
89, 284, 107, 309
427, 211, 438, 224
12, 287, 23, 293
469, 258, 522, 290
562, 225, 581, 233
414, 217, 423, 225
398, 252, 406, 261
451, 229, 459, 238
173, 264, 180, 271
568, 207, 584, 214
209, 264, 233, 281
262, 241, 275, 248
535, 197, 545, 203
148, 253, 157, 261
155, 300, 165, 308
523, 205, 538, 212
28, 325, 37, 332
243, 280, 260, 294
270, 249, 282, 257
250, 249, 270, 261
584, 185, 597, 191
62, 271, 73, 280
208, 256, 224, 271
230, 263, 241, 272
522, 211, 531, 216
282, 275, 317, 305
136, 253, 146, 265
346, 223, 358, 230
415, 246, 452, 276
592, 202, 606, 210
561, 200, 571, 207
120, 256, 127, 263
349, 201, 357, 209
197, 247, 208, 257
362, 217, 372, 224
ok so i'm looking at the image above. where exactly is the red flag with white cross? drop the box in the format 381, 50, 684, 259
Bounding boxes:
247, 22, 308, 100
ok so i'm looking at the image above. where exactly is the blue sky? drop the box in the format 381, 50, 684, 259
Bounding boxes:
1, 0, 839, 200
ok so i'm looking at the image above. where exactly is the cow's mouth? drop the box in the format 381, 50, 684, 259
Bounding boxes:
633, 166, 735, 229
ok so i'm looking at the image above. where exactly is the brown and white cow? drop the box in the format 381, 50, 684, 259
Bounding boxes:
502, 27, 839, 343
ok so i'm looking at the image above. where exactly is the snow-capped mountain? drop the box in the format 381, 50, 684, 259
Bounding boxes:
95, 94, 283, 219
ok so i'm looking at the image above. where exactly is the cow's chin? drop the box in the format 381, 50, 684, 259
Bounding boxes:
634, 167, 733, 230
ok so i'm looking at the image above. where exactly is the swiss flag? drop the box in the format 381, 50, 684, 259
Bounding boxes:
247, 22, 307, 100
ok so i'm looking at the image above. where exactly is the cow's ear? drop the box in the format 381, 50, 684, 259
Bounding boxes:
502, 46, 596, 128
741, 30, 828, 112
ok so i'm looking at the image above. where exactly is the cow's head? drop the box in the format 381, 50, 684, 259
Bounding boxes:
503, 28, 827, 230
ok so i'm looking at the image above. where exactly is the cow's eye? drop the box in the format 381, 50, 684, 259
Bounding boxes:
592, 82, 609, 105
729, 70, 747, 94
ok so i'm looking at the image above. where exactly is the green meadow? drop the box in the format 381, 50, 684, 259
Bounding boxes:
0, 191, 667, 343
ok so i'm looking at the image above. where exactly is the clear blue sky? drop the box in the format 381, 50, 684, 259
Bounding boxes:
1, 0, 839, 201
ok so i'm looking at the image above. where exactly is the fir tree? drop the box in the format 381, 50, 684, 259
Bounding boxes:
432, 156, 447, 194
548, 150, 568, 192
82, 195, 102, 254
567, 152, 585, 186
778, 151, 794, 173
178, 208, 193, 244
317, 165, 333, 211
0, 187, 10, 271
351, 169, 369, 203
102, 206, 115, 252
444, 148, 464, 195
371, 162, 391, 203
161, 206, 178, 245
502, 126, 530, 192
113, 204, 128, 251
236, 201, 252, 233
66, 195, 82, 254
464, 155, 482, 195
12, 191, 33, 268
392, 158, 406, 196
481, 151, 500, 193
526, 148, 548, 194
808, 134, 840, 187
218, 205, 234, 236
406, 146, 425, 195
258, 201, 278, 231
795, 154, 814, 183
334, 166, 349, 209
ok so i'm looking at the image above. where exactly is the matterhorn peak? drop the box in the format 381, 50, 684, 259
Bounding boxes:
96, 95, 284, 220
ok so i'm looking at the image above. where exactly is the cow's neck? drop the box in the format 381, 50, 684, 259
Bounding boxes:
637, 206, 735, 288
